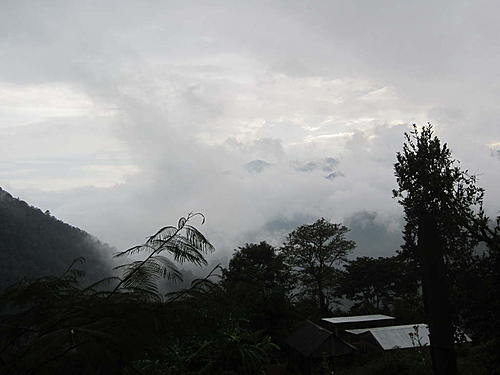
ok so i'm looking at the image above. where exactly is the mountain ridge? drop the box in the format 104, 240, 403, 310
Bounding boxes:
0, 187, 114, 289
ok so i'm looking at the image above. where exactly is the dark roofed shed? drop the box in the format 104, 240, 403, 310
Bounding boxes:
286, 320, 356, 374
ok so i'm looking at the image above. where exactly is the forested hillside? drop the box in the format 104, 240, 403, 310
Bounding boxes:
0, 187, 113, 289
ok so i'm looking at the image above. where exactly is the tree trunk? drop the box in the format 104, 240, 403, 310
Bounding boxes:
317, 278, 328, 316
418, 214, 458, 375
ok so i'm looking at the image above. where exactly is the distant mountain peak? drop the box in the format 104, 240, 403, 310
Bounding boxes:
244, 159, 271, 174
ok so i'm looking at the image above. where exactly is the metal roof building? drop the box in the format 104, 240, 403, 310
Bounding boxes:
346, 323, 430, 350
322, 314, 395, 325
321, 314, 396, 337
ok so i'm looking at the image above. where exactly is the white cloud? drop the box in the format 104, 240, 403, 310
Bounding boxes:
1, 0, 499, 258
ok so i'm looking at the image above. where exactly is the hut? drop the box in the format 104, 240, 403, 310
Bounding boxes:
286, 320, 356, 374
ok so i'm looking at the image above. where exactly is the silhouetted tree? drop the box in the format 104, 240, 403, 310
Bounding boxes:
222, 242, 294, 337
281, 218, 355, 316
393, 124, 484, 375
338, 255, 419, 314
456, 215, 500, 373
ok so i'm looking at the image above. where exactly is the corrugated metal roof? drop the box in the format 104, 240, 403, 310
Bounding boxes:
322, 314, 395, 325
347, 324, 430, 350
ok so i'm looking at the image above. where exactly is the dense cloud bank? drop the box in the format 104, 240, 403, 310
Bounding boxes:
1, 1, 498, 259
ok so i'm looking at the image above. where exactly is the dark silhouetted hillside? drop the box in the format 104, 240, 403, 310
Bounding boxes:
0, 187, 113, 289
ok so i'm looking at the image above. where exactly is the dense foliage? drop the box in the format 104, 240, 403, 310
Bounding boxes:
221, 242, 294, 339
0, 214, 279, 375
337, 255, 420, 317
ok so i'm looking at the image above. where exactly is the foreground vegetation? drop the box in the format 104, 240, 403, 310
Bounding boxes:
1, 124, 499, 374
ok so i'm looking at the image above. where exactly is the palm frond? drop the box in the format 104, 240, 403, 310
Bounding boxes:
121, 263, 159, 296
64, 268, 86, 281
109, 213, 214, 298
178, 216, 187, 229
161, 238, 208, 266
113, 244, 156, 258
122, 286, 163, 302
150, 255, 183, 281
116, 256, 182, 296
61, 256, 86, 277
146, 226, 178, 244
165, 264, 222, 302
184, 225, 215, 253
83, 277, 122, 293
190, 264, 223, 289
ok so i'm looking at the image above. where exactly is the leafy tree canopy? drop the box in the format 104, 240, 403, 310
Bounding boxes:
222, 241, 294, 337
223, 241, 292, 291
282, 218, 355, 316
393, 124, 484, 265
338, 255, 419, 314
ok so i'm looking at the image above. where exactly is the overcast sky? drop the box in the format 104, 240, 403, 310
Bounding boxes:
1, 1, 499, 263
